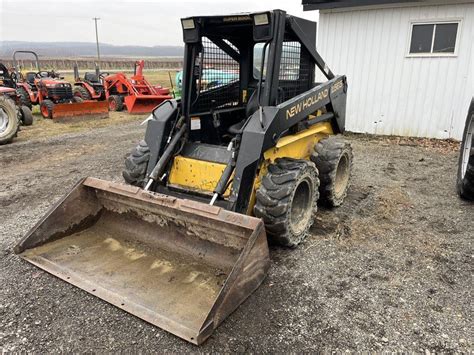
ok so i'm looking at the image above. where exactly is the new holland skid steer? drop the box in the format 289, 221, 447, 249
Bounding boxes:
15, 10, 352, 345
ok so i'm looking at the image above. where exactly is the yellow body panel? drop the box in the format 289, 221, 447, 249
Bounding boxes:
246, 121, 334, 214
168, 122, 334, 213
168, 156, 232, 196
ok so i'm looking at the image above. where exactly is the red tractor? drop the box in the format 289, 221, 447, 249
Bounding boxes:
0, 62, 33, 144
13, 51, 108, 120
103, 60, 172, 114
72, 63, 107, 101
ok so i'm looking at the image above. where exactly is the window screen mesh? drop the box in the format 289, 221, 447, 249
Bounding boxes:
194, 37, 240, 113
278, 41, 311, 102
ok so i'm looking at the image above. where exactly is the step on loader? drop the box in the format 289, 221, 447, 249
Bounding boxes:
13, 51, 108, 120
16, 10, 353, 345
103, 60, 172, 114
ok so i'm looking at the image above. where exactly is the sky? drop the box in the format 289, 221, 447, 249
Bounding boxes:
0, 0, 318, 47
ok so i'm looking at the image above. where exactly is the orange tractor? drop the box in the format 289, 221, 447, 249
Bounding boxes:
103, 60, 171, 114
13, 51, 108, 120
72, 63, 108, 101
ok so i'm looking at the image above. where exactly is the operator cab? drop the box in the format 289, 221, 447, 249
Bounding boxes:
179, 11, 319, 147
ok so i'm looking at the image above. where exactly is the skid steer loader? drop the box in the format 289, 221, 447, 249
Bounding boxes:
15, 10, 352, 345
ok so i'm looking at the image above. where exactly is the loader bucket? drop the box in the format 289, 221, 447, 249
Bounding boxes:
52, 100, 109, 121
15, 177, 270, 345
124, 95, 172, 114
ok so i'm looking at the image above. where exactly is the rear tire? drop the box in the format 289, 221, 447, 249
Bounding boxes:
17, 87, 32, 109
40, 99, 54, 119
311, 136, 353, 207
73, 86, 92, 100
0, 96, 20, 145
457, 99, 474, 200
254, 158, 319, 248
19, 105, 33, 126
123, 140, 150, 187
108, 95, 123, 112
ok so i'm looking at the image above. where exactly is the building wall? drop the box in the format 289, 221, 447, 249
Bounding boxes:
317, 3, 473, 139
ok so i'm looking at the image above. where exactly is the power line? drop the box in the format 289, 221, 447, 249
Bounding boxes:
92, 17, 101, 62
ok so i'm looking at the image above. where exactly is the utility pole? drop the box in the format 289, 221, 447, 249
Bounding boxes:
92, 17, 101, 62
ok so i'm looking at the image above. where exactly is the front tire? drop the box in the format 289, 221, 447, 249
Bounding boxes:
108, 95, 124, 112
40, 99, 54, 119
19, 105, 33, 126
457, 99, 474, 200
0, 96, 20, 145
123, 140, 150, 187
254, 158, 319, 248
311, 136, 353, 207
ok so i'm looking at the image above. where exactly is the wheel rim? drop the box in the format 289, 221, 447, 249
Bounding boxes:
0, 107, 9, 134
461, 113, 473, 178
41, 104, 49, 117
289, 179, 312, 235
335, 153, 350, 199
109, 99, 116, 111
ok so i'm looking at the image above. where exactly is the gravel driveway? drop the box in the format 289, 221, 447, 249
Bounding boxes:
0, 120, 472, 352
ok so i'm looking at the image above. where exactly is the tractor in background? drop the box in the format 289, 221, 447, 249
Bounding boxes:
72, 63, 107, 101
13, 51, 108, 120
0, 62, 33, 144
102, 60, 172, 114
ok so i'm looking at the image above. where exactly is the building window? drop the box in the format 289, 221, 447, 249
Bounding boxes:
409, 22, 459, 55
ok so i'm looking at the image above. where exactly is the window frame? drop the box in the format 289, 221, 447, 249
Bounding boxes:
406, 19, 462, 58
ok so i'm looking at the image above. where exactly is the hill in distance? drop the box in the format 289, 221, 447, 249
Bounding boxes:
0, 41, 183, 58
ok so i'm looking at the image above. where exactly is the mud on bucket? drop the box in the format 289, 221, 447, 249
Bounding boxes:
15, 177, 270, 344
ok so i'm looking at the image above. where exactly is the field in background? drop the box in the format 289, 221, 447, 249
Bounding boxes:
61, 69, 180, 88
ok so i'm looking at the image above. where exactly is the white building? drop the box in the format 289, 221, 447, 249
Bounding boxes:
303, 0, 474, 139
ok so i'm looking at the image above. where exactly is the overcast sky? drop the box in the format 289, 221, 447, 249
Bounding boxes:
0, 0, 318, 47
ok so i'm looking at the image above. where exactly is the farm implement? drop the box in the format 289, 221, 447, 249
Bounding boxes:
103, 60, 172, 114
13, 51, 108, 120
16, 10, 352, 344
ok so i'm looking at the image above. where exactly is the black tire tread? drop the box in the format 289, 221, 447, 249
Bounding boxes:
254, 158, 319, 248
19, 105, 33, 126
17, 87, 32, 109
311, 135, 353, 207
40, 99, 54, 119
0, 96, 19, 145
457, 99, 474, 200
108, 95, 124, 112
73, 86, 92, 100
123, 140, 150, 187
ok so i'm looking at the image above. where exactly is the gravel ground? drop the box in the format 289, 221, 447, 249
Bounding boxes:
0, 121, 472, 352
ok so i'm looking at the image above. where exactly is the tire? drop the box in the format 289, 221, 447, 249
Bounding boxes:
108, 95, 124, 112
123, 140, 151, 187
457, 98, 474, 200
17, 87, 32, 109
73, 86, 92, 100
254, 158, 319, 247
0, 96, 20, 145
19, 105, 33, 126
311, 135, 353, 207
73, 96, 84, 103
40, 99, 54, 119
